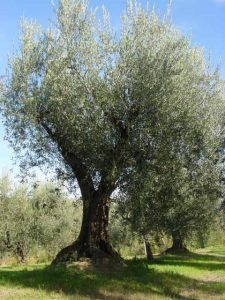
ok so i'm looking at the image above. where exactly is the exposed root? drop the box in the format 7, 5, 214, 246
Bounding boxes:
165, 246, 189, 254
51, 240, 122, 266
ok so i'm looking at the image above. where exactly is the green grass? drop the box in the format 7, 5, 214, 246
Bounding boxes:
0, 247, 225, 299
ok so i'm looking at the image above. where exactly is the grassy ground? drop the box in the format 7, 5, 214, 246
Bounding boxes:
0, 246, 225, 299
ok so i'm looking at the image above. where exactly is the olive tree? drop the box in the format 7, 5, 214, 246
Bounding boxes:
119, 154, 222, 256
1, 0, 224, 263
31, 183, 81, 259
0, 176, 82, 262
0, 175, 33, 262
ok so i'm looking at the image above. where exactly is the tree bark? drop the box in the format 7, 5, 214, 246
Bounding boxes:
15, 244, 25, 263
198, 232, 205, 249
143, 237, 154, 261
52, 191, 120, 265
165, 231, 188, 253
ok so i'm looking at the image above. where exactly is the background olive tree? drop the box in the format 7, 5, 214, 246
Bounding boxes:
0, 175, 33, 262
31, 183, 82, 260
0, 175, 81, 263
117, 154, 222, 257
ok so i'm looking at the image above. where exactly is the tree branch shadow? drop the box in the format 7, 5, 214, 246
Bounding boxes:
155, 253, 225, 271
0, 256, 225, 300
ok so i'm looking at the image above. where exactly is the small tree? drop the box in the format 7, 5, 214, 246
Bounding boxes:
31, 183, 81, 259
0, 175, 33, 262
1, 0, 224, 263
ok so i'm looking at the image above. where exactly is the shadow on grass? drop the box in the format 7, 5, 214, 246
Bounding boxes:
155, 252, 225, 271
0, 255, 225, 300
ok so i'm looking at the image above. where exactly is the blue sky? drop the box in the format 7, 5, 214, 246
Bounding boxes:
0, 0, 225, 176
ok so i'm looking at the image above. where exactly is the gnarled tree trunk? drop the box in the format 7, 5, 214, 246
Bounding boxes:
143, 237, 154, 261
52, 191, 120, 264
166, 231, 188, 253
198, 232, 205, 249
41, 99, 129, 266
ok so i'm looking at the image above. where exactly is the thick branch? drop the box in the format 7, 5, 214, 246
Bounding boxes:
109, 99, 140, 165
40, 121, 95, 200
3, 231, 12, 249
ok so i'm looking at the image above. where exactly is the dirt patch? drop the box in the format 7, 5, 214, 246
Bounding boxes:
181, 289, 224, 300
0, 288, 19, 297
97, 290, 166, 300
67, 258, 125, 273
202, 273, 225, 283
